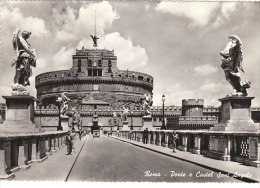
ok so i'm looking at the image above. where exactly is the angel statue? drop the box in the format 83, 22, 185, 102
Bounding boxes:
90, 35, 99, 47
121, 105, 129, 121
11, 28, 37, 86
141, 93, 152, 115
60, 92, 70, 117
220, 35, 251, 96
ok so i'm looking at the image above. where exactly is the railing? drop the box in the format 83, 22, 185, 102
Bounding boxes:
113, 130, 260, 167
0, 131, 67, 179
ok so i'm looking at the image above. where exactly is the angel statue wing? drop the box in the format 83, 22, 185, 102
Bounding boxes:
236, 46, 244, 73
11, 28, 21, 67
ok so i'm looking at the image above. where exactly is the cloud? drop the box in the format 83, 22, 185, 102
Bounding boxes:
0, 86, 12, 99
199, 82, 227, 91
211, 3, 238, 28
221, 2, 237, 19
76, 32, 148, 71
100, 32, 148, 70
193, 64, 218, 76
2, 6, 50, 37
54, 2, 119, 42
52, 46, 75, 70
156, 2, 219, 27
145, 4, 150, 12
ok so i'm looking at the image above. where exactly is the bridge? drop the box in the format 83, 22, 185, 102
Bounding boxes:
1, 130, 259, 182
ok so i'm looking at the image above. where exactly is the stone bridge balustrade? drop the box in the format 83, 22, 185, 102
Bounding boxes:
0, 131, 67, 180
114, 130, 260, 168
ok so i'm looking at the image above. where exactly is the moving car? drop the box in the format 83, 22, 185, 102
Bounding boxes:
93, 130, 100, 138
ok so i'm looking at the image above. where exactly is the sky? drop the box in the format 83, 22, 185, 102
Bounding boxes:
0, 1, 260, 107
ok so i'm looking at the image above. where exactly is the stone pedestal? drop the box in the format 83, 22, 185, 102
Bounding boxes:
208, 96, 259, 162
121, 121, 130, 131
61, 116, 70, 131
210, 96, 259, 132
140, 115, 155, 131
1, 96, 40, 133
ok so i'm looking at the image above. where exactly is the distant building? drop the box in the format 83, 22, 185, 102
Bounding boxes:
166, 99, 219, 130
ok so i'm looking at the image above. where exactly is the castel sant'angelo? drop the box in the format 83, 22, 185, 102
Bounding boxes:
34, 38, 156, 131
32, 37, 260, 132
35, 46, 153, 110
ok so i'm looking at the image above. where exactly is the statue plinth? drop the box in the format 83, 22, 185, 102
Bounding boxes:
121, 121, 130, 131
208, 96, 259, 162
141, 115, 155, 131
1, 96, 40, 133
210, 96, 259, 132
61, 116, 70, 131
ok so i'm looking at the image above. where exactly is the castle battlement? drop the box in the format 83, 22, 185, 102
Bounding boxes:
182, 99, 204, 106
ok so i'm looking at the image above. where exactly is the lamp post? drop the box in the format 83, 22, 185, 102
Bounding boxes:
56, 97, 63, 131
161, 94, 166, 130
130, 109, 133, 130
37, 99, 42, 127
109, 118, 112, 131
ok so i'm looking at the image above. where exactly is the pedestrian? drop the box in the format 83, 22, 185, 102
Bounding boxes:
129, 129, 133, 140
66, 131, 72, 155
71, 128, 77, 154
143, 128, 149, 144
78, 129, 83, 140
172, 131, 179, 153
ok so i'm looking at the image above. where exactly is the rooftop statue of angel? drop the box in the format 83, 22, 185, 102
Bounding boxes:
11, 28, 37, 86
220, 35, 251, 96
141, 93, 152, 115
121, 105, 129, 121
60, 92, 70, 117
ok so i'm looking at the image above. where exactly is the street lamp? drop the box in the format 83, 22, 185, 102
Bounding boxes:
130, 109, 133, 130
56, 97, 63, 131
161, 94, 166, 130
109, 118, 112, 130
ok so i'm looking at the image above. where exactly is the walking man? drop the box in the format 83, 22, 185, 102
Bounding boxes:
66, 131, 72, 155
143, 128, 149, 144
71, 128, 77, 154
172, 131, 179, 152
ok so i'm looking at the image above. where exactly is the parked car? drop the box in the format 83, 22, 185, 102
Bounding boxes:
93, 130, 100, 138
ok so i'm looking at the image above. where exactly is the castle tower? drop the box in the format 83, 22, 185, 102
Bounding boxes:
181, 99, 204, 116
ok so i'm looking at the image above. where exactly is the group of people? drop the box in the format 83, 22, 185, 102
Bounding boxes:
142, 129, 179, 152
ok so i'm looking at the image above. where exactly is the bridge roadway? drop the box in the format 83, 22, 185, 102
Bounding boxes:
14, 134, 245, 182
67, 135, 241, 182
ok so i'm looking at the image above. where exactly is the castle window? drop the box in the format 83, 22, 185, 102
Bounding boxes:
88, 69, 92, 76
108, 60, 112, 67
88, 60, 92, 67
98, 70, 102, 76
138, 76, 144, 80
98, 60, 102, 67
78, 59, 82, 72
108, 60, 112, 73
93, 69, 97, 76
88, 69, 102, 77
147, 78, 150, 82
